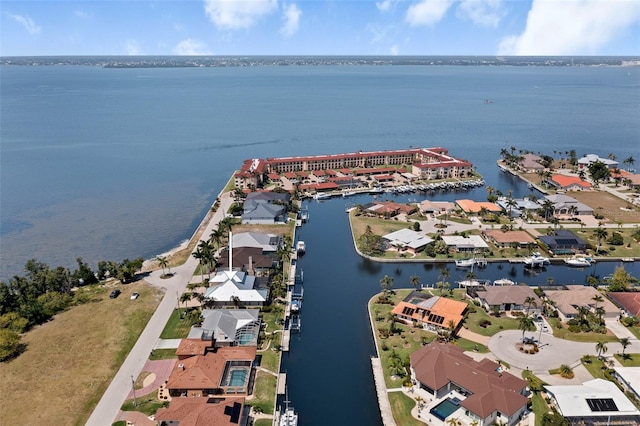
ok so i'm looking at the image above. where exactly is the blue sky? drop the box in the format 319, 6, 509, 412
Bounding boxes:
2, 0, 639, 56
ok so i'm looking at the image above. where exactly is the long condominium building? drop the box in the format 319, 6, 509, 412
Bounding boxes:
234, 147, 473, 189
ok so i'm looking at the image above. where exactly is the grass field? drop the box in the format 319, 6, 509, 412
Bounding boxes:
0, 280, 163, 426
571, 190, 640, 224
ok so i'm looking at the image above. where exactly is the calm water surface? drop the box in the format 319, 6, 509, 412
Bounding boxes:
1, 64, 640, 424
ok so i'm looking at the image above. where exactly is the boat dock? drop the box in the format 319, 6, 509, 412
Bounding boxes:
277, 373, 287, 395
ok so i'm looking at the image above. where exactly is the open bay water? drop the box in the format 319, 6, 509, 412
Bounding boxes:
2, 64, 639, 280
1, 62, 640, 423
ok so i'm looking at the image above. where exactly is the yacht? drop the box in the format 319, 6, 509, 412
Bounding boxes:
455, 258, 476, 268
314, 192, 330, 200
493, 278, 516, 286
523, 252, 550, 268
296, 241, 306, 255
280, 389, 298, 426
565, 257, 592, 267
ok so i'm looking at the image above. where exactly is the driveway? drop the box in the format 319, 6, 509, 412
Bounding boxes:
488, 330, 633, 375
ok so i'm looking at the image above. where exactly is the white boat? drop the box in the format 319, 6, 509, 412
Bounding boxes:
369, 187, 384, 194
280, 388, 298, 426
296, 241, 305, 255
291, 299, 300, 313
565, 257, 592, 267
314, 192, 330, 200
523, 252, 549, 268
455, 258, 476, 268
493, 278, 516, 286
342, 190, 356, 197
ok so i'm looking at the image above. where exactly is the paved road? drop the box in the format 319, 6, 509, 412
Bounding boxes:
86, 192, 233, 426
488, 329, 640, 375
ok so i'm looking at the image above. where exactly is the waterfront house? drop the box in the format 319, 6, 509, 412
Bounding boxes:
542, 285, 618, 321
155, 396, 249, 426
577, 154, 619, 170
607, 292, 640, 317
455, 199, 502, 215
418, 200, 456, 215
165, 346, 256, 398
550, 174, 592, 191
538, 229, 588, 254
518, 153, 545, 172
467, 285, 541, 314
495, 197, 540, 218
382, 229, 434, 254
187, 309, 261, 348
217, 246, 276, 275
232, 232, 282, 254
482, 229, 536, 249
544, 194, 593, 216
440, 235, 489, 253
545, 379, 640, 425
391, 292, 467, 332
241, 191, 289, 225
234, 158, 266, 190
205, 270, 268, 307
410, 342, 529, 426
366, 201, 416, 218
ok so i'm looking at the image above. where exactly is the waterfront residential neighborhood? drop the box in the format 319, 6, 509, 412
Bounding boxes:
2, 147, 640, 426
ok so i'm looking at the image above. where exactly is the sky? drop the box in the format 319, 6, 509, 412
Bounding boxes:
1, 0, 639, 56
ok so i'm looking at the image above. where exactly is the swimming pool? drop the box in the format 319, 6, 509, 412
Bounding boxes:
430, 397, 461, 421
228, 369, 248, 387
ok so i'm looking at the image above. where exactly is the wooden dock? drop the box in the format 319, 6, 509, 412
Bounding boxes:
281, 329, 290, 352
277, 373, 287, 395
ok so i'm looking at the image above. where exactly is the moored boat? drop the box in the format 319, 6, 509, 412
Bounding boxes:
296, 241, 306, 255
565, 257, 592, 267
523, 252, 550, 268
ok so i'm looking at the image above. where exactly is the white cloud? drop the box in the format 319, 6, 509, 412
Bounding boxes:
456, 0, 503, 27
203, 0, 278, 30
498, 0, 640, 55
8, 13, 41, 35
405, 0, 454, 26
280, 3, 301, 37
390, 44, 399, 55
173, 38, 212, 55
376, 0, 394, 12
125, 40, 140, 55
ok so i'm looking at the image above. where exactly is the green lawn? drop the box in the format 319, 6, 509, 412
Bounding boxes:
463, 304, 521, 336
254, 419, 273, 426
121, 391, 169, 416
159, 308, 195, 339
581, 356, 610, 380
614, 353, 640, 366
248, 371, 277, 414
149, 348, 177, 361
388, 392, 425, 426
258, 308, 284, 373
548, 318, 619, 343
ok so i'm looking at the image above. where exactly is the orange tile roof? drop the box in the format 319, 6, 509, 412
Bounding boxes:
552, 174, 592, 189
176, 339, 213, 358
167, 347, 256, 393
456, 199, 501, 213
155, 396, 246, 426
391, 296, 467, 329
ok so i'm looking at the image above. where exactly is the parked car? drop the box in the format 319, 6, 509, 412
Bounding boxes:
130, 292, 139, 300
109, 289, 121, 299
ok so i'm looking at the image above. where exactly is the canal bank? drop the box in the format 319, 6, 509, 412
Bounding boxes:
282, 194, 640, 426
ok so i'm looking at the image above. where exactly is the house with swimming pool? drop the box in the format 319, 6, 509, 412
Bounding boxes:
391, 291, 467, 333
411, 342, 529, 426
166, 346, 257, 398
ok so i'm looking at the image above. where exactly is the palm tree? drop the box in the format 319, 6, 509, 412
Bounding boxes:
192, 245, 206, 282
410, 275, 421, 291
524, 296, 537, 315
619, 337, 631, 356
156, 255, 168, 276
594, 227, 608, 254
595, 306, 605, 325
540, 199, 556, 222
596, 340, 608, 359
380, 275, 394, 299
505, 196, 518, 219
197, 240, 214, 279
209, 228, 224, 250
577, 305, 590, 325
623, 156, 635, 171
438, 266, 450, 291
519, 315, 535, 343
592, 294, 603, 310
559, 364, 573, 378
179, 292, 192, 309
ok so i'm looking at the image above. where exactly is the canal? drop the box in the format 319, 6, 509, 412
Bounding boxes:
279, 186, 640, 426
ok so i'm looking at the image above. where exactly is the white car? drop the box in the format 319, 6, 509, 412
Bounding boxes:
130, 292, 139, 300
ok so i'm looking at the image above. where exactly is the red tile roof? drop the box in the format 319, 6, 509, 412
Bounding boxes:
411, 343, 528, 418
176, 339, 213, 359
456, 199, 502, 213
608, 292, 640, 316
155, 396, 246, 426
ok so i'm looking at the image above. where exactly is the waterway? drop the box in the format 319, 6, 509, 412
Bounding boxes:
281, 187, 640, 426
